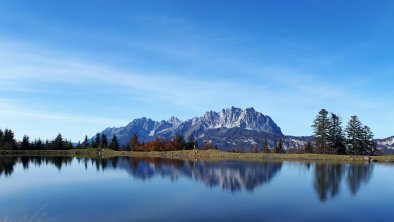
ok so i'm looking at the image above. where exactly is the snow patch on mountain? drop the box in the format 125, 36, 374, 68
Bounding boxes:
97, 107, 283, 147
96, 106, 393, 151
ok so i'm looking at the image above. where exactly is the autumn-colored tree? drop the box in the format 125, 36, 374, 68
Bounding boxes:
173, 135, 186, 150
203, 142, 216, 150
128, 134, 140, 151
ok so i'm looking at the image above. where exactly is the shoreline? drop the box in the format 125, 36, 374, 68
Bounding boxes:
1, 149, 394, 163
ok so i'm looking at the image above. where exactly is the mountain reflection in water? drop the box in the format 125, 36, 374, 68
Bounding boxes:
0, 156, 374, 200
120, 158, 282, 192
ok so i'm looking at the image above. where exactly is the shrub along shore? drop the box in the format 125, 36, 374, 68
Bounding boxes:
1, 149, 394, 163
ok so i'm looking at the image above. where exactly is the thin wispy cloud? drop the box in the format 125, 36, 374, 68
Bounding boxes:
0, 41, 267, 108
0, 0, 393, 140
1, 38, 392, 140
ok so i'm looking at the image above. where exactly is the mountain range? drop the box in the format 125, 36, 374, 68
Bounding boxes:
97, 107, 393, 152
376, 136, 394, 154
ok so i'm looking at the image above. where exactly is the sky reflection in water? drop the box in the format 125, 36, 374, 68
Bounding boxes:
0, 157, 393, 222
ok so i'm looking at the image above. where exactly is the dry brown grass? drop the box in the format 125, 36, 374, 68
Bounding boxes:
2, 149, 393, 163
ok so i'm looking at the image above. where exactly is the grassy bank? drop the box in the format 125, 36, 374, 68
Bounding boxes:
2, 149, 394, 163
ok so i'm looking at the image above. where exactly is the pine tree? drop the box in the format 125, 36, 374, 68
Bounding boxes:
345, 116, 364, 155
82, 135, 90, 148
93, 133, 101, 148
186, 135, 196, 150
0, 129, 4, 148
110, 135, 120, 150
263, 139, 270, 153
312, 109, 330, 154
2, 129, 16, 150
361, 126, 377, 156
101, 134, 108, 148
34, 139, 43, 150
44, 140, 50, 150
304, 141, 314, 153
345, 116, 377, 156
128, 134, 139, 151
54, 133, 64, 150
45, 140, 50, 150
21, 135, 30, 150
65, 140, 74, 149
327, 113, 346, 154
273, 138, 285, 153
76, 141, 82, 149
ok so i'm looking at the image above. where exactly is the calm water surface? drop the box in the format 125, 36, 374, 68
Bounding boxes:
0, 156, 393, 222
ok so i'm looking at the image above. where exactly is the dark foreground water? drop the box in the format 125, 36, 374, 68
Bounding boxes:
0, 157, 393, 222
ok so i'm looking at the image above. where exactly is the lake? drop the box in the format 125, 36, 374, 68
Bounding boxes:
0, 156, 393, 222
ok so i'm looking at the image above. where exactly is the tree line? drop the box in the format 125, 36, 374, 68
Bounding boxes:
0, 129, 73, 150
309, 109, 377, 155
75, 133, 121, 150
0, 108, 379, 156
0, 128, 204, 152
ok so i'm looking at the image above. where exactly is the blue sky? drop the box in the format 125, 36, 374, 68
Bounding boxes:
0, 0, 394, 141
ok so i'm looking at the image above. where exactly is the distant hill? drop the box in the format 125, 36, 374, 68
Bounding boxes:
376, 136, 394, 154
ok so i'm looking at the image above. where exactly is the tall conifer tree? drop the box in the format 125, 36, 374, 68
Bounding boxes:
54, 133, 64, 150
21, 135, 30, 150
345, 116, 364, 155
312, 109, 330, 154
93, 133, 101, 148
101, 134, 108, 148
273, 138, 285, 153
327, 113, 346, 154
110, 135, 120, 150
82, 135, 90, 148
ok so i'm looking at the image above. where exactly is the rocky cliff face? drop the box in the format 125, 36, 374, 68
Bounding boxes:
97, 107, 392, 152
376, 136, 394, 154
99, 107, 284, 149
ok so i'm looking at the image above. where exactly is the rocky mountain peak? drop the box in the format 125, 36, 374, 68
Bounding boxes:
98, 107, 283, 147
167, 116, 182, 126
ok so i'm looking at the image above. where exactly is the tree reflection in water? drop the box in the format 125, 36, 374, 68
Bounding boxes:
313, 163, 374, 202
0, 156, 375, 199
347, 164, 373, 195
0, 157, 17, 177
314, 163, 345, 201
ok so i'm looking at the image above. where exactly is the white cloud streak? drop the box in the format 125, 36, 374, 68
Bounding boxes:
0, 38, 390, 139
0, 40, 270, 110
